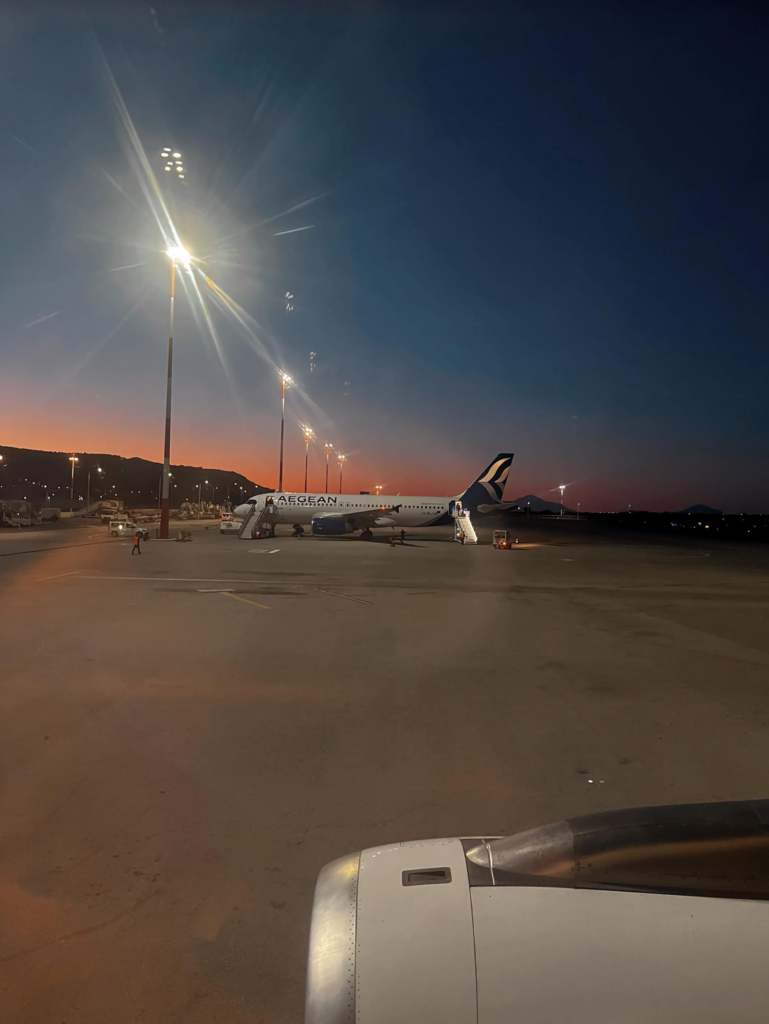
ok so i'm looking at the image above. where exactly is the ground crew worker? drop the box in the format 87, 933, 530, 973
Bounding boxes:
132, 530, 142, 555
459, 530, 466, 545
389, 535, 396, 548
400, 529, 406, 545
292, 523, 304, 538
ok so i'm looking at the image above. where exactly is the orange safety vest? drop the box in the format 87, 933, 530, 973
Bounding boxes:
133, 534, 140, 545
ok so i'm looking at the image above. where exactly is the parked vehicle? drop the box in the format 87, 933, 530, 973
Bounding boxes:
1, 511, 33, 528
108, 520, 136, 537
492, 530, 517, 549
100, 500, 123, 523
38, 507, 62, 522
1, 501, 35, 528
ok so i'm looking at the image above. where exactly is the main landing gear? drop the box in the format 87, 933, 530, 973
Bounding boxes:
360, 529, 374, 541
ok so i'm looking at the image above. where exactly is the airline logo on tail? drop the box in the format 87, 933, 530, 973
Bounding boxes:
478, 456, 512, 501
460, 453, 514, 511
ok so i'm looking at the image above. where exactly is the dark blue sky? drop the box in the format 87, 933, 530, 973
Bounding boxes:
1, 1, 768, 509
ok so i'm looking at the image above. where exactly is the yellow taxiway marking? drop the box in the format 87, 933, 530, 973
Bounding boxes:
314, 588, 372, 606
220, 592, 270, 610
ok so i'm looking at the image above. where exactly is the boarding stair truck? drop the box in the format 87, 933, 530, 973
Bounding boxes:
238, 496, 278, 539
76, 500, 110, 519
450, 499, 477, 544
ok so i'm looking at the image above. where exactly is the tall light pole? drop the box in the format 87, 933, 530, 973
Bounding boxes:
559, 484, 565, 515
338, 453, 346, 494
85, 465, 103, 517
69, 455, 79, 506
278, 372, 292, 492
160, 245, 191, 538
324, 442, 333, 493
302, 425, 314, 492
198, 479, 208, 519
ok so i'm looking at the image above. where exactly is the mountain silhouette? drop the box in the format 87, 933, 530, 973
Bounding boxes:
678, 504, 722, 515
511, 493, 576, 514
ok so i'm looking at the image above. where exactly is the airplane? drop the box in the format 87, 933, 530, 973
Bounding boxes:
233, 452, 513, 539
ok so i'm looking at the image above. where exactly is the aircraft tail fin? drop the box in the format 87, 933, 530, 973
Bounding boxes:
460, 453, 514, 511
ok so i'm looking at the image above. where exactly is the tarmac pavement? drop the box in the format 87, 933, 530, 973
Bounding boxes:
1, 519, 768, 1022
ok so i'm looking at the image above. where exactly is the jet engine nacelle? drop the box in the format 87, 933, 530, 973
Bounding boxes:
311, 517, 354, 535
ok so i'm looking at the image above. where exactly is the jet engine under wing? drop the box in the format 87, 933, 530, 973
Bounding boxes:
312, 504, 401, 530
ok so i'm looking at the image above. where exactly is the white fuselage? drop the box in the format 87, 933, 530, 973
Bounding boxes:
234, 492, 456, 529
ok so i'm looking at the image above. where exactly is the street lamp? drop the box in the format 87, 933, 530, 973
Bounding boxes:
278, 372, 292, 492
160, 244, 192, 539
559, 484, 565, 515
301, 425, 314, 492
324, 442, 333, 494
338, 453, 346, 494
69, 455, 79, 505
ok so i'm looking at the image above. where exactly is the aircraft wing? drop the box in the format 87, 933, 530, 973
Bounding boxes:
314, 504, 401, 527
477, 501, 521, 514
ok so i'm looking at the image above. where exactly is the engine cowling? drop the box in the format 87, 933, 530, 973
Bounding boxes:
311, 516, 354, 535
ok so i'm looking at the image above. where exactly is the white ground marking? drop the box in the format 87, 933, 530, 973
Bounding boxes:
59, 575, 299, 584
32, 570, 82, 582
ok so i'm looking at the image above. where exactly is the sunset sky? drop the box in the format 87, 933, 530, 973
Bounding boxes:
1, 2, 768, 510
